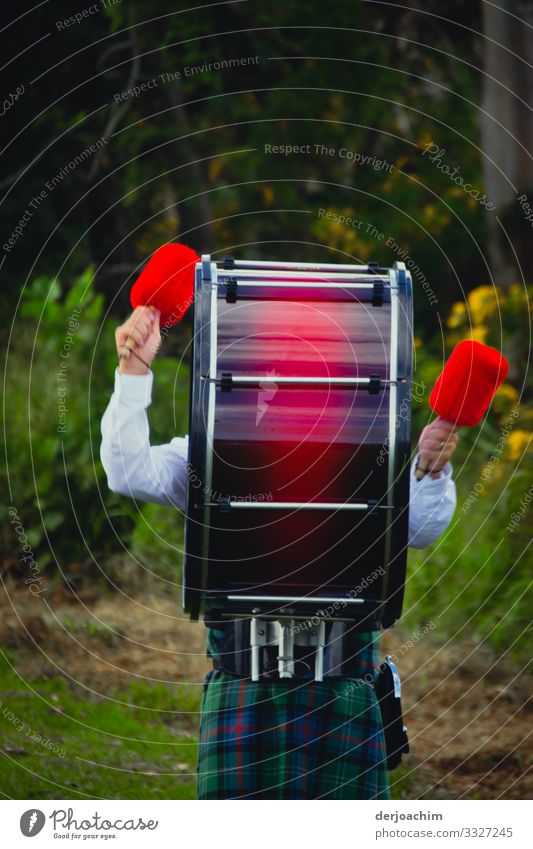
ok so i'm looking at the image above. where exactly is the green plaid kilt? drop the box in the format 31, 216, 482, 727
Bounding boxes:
197, 627, 390, 800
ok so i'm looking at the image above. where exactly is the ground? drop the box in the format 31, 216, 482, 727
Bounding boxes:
0, 581, 531, 799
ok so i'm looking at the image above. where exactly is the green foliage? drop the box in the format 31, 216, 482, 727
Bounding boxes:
1, 270, 189, 593
405, 285, 532, 665
129, 502, 185, 598
1, 0, 485, 333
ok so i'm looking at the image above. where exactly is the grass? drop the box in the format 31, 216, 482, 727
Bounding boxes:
0, 649, 201, 800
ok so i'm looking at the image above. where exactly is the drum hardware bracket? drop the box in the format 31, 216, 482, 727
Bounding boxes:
225, 277, 238, 303
250, 617, 327, 681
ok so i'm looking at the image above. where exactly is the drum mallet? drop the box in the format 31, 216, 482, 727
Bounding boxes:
121, 242, 199, 360
415, 339, 509, 480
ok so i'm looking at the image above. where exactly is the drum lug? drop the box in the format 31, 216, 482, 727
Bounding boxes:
225, 277, 238, 303
367, 499, 379, 518
372, 280, 384, 307
218, 495, 231, 513
220, 372, 233, 392
368, 374, 381, 394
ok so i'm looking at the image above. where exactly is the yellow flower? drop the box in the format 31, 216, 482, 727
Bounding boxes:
422, 204, 438, 224
468, 326, 488, 343
394, 155, 410, 171
495, 383, 519, 403
261, 185, 275, 205
208, 157, 224, 181
447, 301, 467, 328
506, 430, 532, 461
492, 384, 520, 419
467, 285, 502, 325
417, 134, 434, 150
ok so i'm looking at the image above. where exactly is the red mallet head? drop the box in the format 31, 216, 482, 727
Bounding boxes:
130, 242, 199, 327
429, 339, 509, 427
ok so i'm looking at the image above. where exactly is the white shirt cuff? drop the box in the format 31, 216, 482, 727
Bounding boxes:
113, 367, 154, 407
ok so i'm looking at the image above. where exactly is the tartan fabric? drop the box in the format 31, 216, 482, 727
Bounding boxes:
197, 626, 390, 800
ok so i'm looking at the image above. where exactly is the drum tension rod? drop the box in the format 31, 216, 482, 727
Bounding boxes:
214, 496, 380, 514
218, 373, 383, 393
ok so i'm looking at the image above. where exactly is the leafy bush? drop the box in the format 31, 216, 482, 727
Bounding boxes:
1, 270, 189, 594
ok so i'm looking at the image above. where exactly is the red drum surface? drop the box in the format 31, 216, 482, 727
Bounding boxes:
206, 293, 391, 597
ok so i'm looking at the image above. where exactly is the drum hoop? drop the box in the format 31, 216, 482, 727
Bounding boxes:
381, 262, 413, 627
183, 257, 217, 618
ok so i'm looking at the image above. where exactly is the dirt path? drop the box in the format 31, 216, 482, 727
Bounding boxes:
1, 584, 530, 799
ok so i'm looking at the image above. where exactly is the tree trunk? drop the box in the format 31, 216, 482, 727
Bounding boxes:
481, 0, 533, 285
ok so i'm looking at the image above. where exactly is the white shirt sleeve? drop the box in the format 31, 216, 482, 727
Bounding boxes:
407, 458, 456, 548
100, 369, 188, 510
100, 369, 457, 548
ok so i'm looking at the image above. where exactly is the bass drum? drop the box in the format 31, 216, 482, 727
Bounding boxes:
183, 256, 413, 627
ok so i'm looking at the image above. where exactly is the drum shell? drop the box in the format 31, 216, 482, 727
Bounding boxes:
183, 261, 413, 624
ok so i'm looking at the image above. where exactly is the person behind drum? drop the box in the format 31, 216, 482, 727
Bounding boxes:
100, 305, 459, 800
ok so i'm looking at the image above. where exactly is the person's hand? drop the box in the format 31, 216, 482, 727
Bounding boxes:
115, 306, 161, 375
415, 417, 459, 480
